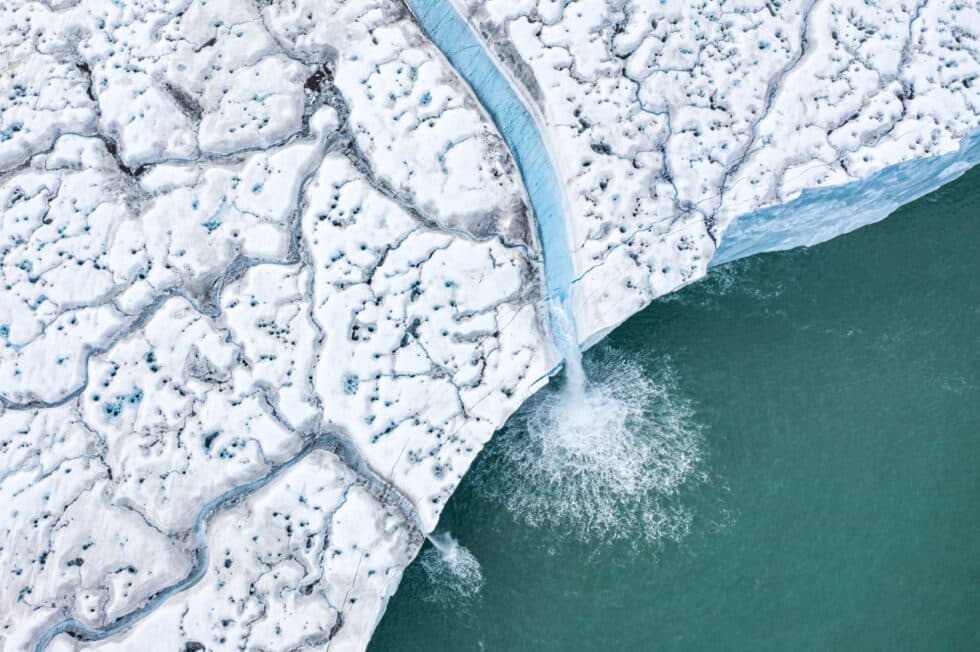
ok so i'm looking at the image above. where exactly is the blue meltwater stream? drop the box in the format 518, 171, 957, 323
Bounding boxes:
403, 0, 575, 307
402, 0, 703, 600
403, 0, 980, 340
394, 5, 980, 652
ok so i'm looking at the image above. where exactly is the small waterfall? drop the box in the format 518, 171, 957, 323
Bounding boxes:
549, 299, 586, 397
404, 0, 707, 551
418, 532, 483, 604
471, 297, 704, 547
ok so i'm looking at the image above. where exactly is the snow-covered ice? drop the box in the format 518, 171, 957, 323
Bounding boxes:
0, 0, 977, 649
458, 0, 979, 344
1, 1, 549, 649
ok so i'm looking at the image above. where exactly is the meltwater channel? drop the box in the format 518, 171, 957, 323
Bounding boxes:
402, 0, 574, 302
394, 1, 979, 650
373, 149, 980, 652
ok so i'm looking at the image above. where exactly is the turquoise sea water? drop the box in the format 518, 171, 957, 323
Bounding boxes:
371, 166, 979, 651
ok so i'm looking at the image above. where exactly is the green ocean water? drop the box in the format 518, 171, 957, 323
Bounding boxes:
371, 168, 979, 651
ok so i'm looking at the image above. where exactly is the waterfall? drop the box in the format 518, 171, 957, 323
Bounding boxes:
549, 299, 586, 397
407, 0, 705, 548
418, 532, 483, 604
468, 292, 704, 546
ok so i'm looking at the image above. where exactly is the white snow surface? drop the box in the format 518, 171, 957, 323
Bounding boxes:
1, 0, 549, 649
463, 0, 979, 343
0, 0, 977, 650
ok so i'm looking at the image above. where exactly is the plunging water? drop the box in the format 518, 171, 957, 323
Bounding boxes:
371, 170, 980, 651
417, 532, 483, 604
550, 302, 586, 396
405, 0, 704, 548
474, 302, 705, 548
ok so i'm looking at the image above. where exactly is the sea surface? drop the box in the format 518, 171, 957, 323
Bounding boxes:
370, 167, 979, 651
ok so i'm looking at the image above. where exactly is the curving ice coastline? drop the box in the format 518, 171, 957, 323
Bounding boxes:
580, 126, 980, 347
1, 1, 552, 649
0, 0, 977, 650
713, 129, 980, 266
449, 0, 979, 349
409, 0, 980, 350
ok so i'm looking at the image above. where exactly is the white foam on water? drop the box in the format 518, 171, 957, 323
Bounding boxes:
477, 342, 705, 549
417, 532, 484, 604
659, 255, 788, 308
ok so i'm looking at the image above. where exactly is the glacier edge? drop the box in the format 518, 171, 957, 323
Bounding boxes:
1, 0, 977, 649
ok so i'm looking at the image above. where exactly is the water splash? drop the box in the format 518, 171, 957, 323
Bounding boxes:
417, 532, 484, 604
477, 304, 704, 549
549, 301, 586, 396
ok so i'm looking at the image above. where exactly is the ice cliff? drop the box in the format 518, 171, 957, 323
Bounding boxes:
0, 0, 976, 650
453, 0, 979, 345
